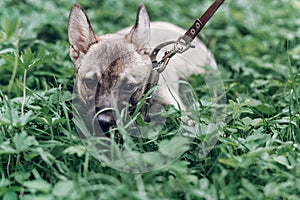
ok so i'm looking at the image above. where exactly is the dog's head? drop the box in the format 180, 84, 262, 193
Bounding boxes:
68, 4, 153, 132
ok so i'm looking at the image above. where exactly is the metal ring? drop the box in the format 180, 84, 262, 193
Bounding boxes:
150, 41, 176, 62
190, 28, 196, 35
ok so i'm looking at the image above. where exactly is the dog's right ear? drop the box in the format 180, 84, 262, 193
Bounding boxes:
126, 4, 150, 52
68, 4, 97, 61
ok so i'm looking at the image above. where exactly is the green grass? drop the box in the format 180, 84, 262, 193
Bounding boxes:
0, 0, 300, 199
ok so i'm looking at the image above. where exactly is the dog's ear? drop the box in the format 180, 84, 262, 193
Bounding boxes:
68, 4, 97, 61
126, 4, 150, 51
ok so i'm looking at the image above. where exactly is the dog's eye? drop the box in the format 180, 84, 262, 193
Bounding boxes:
120, 83, 137, 93
83, 77, 98, 89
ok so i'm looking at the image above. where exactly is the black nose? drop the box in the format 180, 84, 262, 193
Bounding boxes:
96, 110, 115, 133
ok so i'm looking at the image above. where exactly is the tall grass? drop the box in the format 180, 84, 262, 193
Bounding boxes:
0, 0, 299, 199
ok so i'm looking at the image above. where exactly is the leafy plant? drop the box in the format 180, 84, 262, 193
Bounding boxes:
0, 0, 299, 199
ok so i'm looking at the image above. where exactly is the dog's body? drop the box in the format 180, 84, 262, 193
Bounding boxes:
68, 4, 216, 132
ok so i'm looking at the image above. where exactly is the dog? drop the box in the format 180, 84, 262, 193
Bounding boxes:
68, 4, 217, 134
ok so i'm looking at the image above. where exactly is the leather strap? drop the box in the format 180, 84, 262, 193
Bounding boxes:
182, 0, 225, 43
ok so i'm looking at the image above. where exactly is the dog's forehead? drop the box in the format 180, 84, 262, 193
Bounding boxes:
78, 36, 151, 79
78, 37, 138, 74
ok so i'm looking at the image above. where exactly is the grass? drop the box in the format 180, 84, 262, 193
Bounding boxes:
0, 0, 300, 199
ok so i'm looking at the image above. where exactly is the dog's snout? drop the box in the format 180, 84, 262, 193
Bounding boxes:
98, 113, 113, 125
96, 107, 115, 133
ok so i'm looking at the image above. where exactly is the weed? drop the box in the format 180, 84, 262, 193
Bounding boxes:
0, 0, 299, 199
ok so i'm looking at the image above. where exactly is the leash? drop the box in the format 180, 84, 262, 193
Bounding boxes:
146, 0, 225, 95
151, 0, 225, 70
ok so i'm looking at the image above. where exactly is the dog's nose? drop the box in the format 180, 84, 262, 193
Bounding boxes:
97, 111, 115, 133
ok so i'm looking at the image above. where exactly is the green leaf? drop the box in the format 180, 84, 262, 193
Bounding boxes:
19, 47, 47, 70
63, 145, 86, 157
218, 157, 239, 169
273, 155, 293, 169
1, 13, 18, 40
254, 104, 276, 115
167, 160, 189, 174
0, 114, 11, 125
19, 48, 35, 70
13, 132, 37, 152
240, 178, 263, 199
21, 194, 53, 200
36, 147, 55, 165
3, 191, 18, 200
13, 171, 31, 184
53, 180, 75, 197
20, 110, 35, 127
0, 140, 17, 154
62, 91, 74, 102
23, 179, 51, 193
241, 117, 261, 127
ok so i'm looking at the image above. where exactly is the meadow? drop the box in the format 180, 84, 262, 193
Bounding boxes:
0, 0, 299, 199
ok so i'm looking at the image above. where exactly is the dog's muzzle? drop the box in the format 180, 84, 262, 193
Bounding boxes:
95, 108, 116, 133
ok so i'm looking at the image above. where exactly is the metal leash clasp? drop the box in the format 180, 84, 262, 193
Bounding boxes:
152, 35, 195, 73
175, 35, 194, 54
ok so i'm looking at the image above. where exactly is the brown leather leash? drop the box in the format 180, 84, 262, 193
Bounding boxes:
150, 0, 225, 73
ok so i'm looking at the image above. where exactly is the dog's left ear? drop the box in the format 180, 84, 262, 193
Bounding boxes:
127, 4, 150, 51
